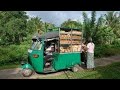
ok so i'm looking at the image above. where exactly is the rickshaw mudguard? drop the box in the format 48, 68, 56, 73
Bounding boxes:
21, 63, 34, 70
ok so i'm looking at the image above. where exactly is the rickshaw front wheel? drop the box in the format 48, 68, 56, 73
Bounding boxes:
22, 68, 33, 77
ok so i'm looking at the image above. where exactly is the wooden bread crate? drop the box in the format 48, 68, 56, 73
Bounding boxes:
59, 30, 82, 53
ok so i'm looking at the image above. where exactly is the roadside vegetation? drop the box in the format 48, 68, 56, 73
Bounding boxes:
0, 11, 120, 68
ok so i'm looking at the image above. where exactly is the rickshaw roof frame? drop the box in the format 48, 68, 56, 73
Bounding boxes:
59, 27, 82, 31
32, 27, 82, 41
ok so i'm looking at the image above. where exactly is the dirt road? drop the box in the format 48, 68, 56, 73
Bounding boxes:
0, 55, 120, 79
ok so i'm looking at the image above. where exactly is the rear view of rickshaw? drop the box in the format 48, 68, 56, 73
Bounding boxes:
21, 27, 83, 77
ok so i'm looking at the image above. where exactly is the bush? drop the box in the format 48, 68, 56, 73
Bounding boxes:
112, 38, 120, 46
0, 44, 29, 66
95, 44, 120, 58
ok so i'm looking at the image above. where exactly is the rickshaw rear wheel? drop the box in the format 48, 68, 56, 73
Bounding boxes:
72, 65, 79, 72
22, 68, 33, 77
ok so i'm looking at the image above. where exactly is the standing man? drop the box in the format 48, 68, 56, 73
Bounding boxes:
86, 38, 95, 70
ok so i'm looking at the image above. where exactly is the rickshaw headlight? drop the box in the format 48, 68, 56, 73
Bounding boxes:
33, 54, 39, 58
28, 49, 32, 53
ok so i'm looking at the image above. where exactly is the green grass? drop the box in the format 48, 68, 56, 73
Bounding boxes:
0, 64, 20, 70
39, 62, 120, 79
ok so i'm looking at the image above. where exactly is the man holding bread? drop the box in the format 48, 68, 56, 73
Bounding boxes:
81, 39, 87, 67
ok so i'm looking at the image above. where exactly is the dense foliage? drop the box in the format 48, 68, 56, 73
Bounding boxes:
0, 11, 120, 65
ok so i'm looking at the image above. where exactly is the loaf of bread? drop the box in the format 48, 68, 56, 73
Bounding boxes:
60, 45, 82, 53
72, 31, 82, 35
69, 45, 81, 52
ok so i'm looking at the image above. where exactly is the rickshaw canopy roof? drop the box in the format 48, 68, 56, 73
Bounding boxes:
32, 28, 81, 40
38, 31, 59, 40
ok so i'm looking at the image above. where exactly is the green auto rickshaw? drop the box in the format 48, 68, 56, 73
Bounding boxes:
21, 27, 83, 77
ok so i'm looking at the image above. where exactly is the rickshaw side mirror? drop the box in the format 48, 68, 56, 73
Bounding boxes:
32, 36, 40, 41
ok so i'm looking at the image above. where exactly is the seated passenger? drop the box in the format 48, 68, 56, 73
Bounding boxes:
45, 44, 54, 61
46, 44, 54, 55
44, 44, 54, 68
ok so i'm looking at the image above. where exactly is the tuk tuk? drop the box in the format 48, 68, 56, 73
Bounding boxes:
21, 27, 83, 77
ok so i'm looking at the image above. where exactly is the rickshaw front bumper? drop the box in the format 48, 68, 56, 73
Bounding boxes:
21, 63, 34, 70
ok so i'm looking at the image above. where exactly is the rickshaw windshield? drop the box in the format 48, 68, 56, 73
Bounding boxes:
31, 40, 42, 50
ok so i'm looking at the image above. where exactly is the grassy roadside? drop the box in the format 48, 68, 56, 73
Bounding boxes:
0, 64, 20, 70
39, 62, 120, 79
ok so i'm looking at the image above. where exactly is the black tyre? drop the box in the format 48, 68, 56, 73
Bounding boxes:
22, 68, 33, 77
